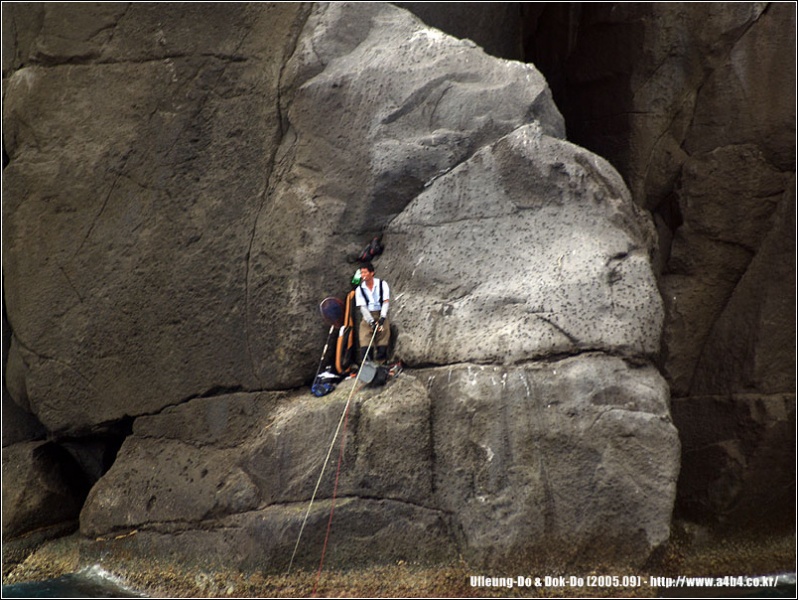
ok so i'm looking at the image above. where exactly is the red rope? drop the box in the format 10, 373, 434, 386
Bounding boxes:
312, 399, 352, 597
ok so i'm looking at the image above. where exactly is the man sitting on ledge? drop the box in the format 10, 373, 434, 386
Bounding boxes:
355, 262, 390, 364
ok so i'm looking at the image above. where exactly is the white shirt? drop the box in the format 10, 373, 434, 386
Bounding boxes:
356, 278, 390, 312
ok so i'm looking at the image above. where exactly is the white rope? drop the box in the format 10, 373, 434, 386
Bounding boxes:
286, 324, 381, 574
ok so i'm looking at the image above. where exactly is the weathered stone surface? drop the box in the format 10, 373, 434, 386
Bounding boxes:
244, 376, 433, 507
1, 3, 44, 72
80, 393, 276, 537
387, 123, 662, 366
245, 2, 565, 392
524, 2, 796, 530
527, 3, 793, 206
660, 147, 792, 396
525, 4, 795, 388
2, 3, 310, 434
1, 395, 45, 447
672, 394, 796, 530
81, 356, 678, 570
82, 435, 261, 536
4, 1, 689, 572
395, 2, 525, 61
2, 441, 89, 538
666, 176, 796, 530
2, 1, 564, 435
80, 498, 456, 573
682, 3, 795, 169
422, 356, 678, 568
80, 381, 453, 570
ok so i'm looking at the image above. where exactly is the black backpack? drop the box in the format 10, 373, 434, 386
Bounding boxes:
370, 365, 390, 386
356, 236, 384, 263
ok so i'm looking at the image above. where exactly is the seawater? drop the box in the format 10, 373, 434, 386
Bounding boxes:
2, 565, 145, 598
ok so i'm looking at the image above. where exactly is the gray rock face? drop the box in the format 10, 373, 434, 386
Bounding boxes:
6, 1, 678, 572
424, 356, 678, 568
3, 3, 311, 434
395, 2, 526, 61
632, 5, 796, 528
524, 2, 796, 530
82, 358, 677, 571
661, 148, 794, 398
245, 3, 565, 392
81, 381, 457, 570
2, 441, 88, 538
3, 1, 564, 435
671, 394, 795, 531
387, 124, 662, 366
81, 393, 270, 536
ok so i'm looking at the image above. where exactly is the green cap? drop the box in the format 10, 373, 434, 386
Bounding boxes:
351, 268, 362, 286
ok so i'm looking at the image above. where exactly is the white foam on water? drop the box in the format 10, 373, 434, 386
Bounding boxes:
77, 565, 147, 597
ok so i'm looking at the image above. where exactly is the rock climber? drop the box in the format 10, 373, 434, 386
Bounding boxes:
355, 262, 390, 363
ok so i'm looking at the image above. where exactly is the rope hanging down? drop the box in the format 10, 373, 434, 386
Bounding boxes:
286, 324, 381, 576
312, 390, 353, 596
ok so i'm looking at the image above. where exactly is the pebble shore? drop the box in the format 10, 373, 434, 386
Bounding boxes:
3, 524, 794, 598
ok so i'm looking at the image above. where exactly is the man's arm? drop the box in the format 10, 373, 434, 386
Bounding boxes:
379, 299, 389, 321
379, 281, 390, 321
360, 305, 375, 324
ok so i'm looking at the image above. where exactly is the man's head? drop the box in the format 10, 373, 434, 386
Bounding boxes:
360, 262, 375, 282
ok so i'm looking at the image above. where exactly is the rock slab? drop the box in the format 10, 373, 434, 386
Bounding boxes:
82, 356, 678, 571
387, 124, 662, 366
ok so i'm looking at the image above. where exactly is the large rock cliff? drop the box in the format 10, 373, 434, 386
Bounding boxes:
2, 1, 793, 574
3, 3, 309, 433
522, 2, 796, 530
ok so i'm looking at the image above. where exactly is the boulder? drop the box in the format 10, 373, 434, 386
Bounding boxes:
80, 393, 275, 538
524, 2, 796, 530
423, 356, 678, 568
80, 380, 456, 571
523, 2, 795, 395
386, 123, 662, 366
245, 1, 565, 390
2, 3, 310, 434
243, 377, 434, 508
81, 359, 678, 571
2, 441, 89, 538
2, 1, 564, 435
